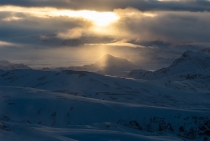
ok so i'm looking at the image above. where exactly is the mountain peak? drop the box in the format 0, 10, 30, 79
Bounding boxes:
181, 50, 209, 59
161, 50, 210, 76
129, 50, 210, 80
102, 54, 124, 59
89, 54, 136, 70
102, 54, 115, 59
104, 54, 113, 57
171, 50, 210, 67
96, 54, 130, 64
0, 60, 31, 70
0, 60, 11, 66
181, 50, 194, 58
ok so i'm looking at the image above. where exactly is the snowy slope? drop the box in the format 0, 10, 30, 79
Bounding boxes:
0, 69, 209, 108
1, 86, 210, 141
127, 69, 155, 79
201, 48, 210, 55
151, 67, 210, 93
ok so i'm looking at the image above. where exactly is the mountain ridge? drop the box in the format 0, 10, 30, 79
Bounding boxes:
0, 60, 31, 70
66, 54, 138, 77
128, 50, 210, 80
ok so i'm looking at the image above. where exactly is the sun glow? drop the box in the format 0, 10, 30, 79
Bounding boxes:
51, 10, 119, 27
0, 6, 119, 27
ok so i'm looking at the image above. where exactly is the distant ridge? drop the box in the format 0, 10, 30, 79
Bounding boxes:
67, 54, 138, 77
0, 60, 31, 70
91, 54, 136, 69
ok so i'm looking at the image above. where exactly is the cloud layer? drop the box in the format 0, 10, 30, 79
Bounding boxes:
0, 0, 210, 67
1, 0, 210, 12
114, 8, 210, 44
0, 3, 210, 46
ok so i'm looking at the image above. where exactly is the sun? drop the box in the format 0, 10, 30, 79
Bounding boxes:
51, 10, 120, 27
78, 10, 120, 27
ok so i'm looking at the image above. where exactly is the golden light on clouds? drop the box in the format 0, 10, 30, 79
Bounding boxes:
51, 10, 120, 27
0, 5, 157, 40
0, 41, 25, 49
0, 5, 119, 27
114, 8, 157, 18
0, 6, 53, 18
0, 5, 157, 44
158, 0, 181, 1
143, 13, 157, 18
0, 41, 16, 47
2, 16, 22, 22
57, 28, 83, 39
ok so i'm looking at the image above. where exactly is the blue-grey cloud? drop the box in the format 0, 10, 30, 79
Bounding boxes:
0, 12, 94, 46
114, 9, 210, 44
0, 1, 210, 49
1, 0, 210, 12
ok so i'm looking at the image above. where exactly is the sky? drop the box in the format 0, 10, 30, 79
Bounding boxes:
0, 0, 210, 68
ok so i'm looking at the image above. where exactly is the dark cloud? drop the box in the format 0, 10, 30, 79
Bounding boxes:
113, 9, 210, 45
1, 0, 210, 12
0, 12, 93, 46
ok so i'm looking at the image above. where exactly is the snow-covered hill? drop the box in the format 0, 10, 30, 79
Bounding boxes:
0, 53, 210, 140
1, 82, 210, 141
0, 69, 209, 108
0, 60, 31, 70
151, 66, 210, 93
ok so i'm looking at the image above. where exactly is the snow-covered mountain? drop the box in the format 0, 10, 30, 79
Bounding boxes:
89, 54, 136, 69
68, 54, 138, 77
170, 50, 210, 70
128, 50, 210, 80
127, 50, 210, 93
130, 51, 176, 71
79, 54, 136, 71
0, 60, 31, 70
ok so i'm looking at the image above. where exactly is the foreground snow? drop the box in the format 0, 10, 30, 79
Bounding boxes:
0, 68, 210, 140
0, 86, 210, 141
